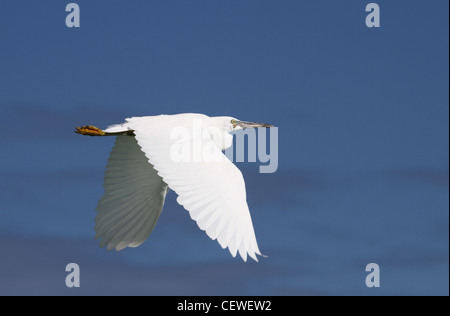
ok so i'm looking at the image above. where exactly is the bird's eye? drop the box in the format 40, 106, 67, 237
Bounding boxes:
231, 119, 237, 125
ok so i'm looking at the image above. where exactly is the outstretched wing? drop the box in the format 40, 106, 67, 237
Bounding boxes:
127, 115, 262, 262
95, 135, 169, 251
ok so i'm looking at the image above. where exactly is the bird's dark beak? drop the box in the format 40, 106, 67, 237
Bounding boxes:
235, 121, 275, 129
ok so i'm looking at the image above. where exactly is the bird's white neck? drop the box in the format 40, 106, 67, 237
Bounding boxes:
206, 126, 234, 151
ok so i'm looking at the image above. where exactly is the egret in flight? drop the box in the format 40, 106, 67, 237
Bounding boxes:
75, 113, 274, 262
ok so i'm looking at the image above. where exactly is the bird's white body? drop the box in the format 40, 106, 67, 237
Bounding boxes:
80, 113, 270, 262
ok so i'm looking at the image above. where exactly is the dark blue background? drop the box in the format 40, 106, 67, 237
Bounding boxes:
0, 0, 448, 295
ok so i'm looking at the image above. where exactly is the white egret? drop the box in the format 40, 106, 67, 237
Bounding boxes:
75, 113, 274, 262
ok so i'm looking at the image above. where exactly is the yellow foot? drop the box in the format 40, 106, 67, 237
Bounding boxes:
75, 125, 106, 136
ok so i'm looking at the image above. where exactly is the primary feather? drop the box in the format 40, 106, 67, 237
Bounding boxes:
88, 113, 265, 262
95, 135, 168, 251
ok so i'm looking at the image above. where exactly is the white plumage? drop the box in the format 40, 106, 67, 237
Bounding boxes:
76, 113, 273, 262
95, 135, 168, 251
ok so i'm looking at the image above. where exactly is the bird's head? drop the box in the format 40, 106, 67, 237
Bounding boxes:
213, 116, 275, 132
231, 118, 274, 131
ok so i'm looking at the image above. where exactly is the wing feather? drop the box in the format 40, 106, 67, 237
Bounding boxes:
127, 114, 262, 261
95, 135, 168, 251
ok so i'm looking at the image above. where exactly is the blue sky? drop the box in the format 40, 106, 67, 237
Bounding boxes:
0, 1, 448, 295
